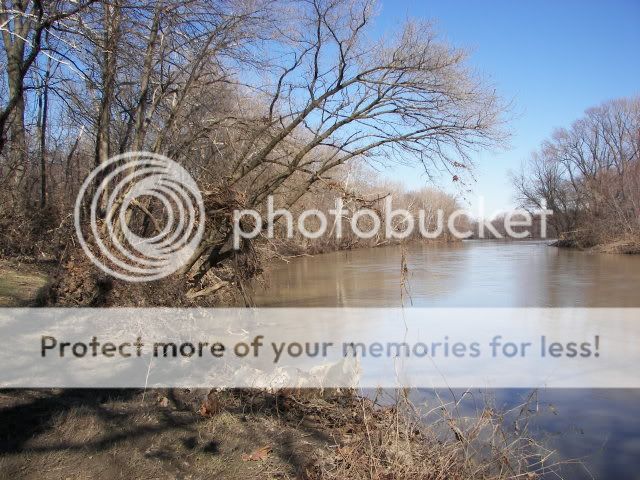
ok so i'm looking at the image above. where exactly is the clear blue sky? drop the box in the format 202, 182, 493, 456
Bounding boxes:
373, 0, 640, 215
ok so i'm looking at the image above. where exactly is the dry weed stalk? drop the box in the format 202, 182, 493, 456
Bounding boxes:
296, 388, 574, 480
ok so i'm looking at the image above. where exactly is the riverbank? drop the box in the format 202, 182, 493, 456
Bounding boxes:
550, 235, 640, 255
0, 259, 559, 479
0, 387, 559, 480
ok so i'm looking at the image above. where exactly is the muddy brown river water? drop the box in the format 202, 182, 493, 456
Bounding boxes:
252, 241, 640, 478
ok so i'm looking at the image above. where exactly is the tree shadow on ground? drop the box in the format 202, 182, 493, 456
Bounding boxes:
0, 388, 340, 479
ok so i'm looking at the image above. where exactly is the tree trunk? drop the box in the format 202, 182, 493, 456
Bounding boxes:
37, 44, 51, 209
93, 2, 121, 216
3, 25, 28, 199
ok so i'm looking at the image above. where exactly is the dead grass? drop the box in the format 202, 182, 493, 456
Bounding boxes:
553, 229, 640, 255
591, 235, 640, 254
304, 389, 566, 480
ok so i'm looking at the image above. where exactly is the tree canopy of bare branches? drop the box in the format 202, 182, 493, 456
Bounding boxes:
1, 0, 508, 303
513, 96, 640, 249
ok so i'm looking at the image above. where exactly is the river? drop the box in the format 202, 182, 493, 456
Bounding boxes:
252, 240, 640, 478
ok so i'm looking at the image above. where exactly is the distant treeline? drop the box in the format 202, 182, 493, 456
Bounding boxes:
512, 97, 640, 253
468, 213, 555, 240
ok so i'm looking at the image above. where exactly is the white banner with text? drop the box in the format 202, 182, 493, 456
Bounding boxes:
0, 308, 637, 388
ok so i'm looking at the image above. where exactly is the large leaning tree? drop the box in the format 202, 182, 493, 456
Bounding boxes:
173, 0, 506, 299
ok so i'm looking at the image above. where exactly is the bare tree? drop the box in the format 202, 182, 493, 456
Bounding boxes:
0, 0, 95, 162
176, 0, 506, 293
513, 96, 640, 248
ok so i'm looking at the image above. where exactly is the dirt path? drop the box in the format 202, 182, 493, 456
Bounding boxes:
0, 260, 49, 306
0, 389, 328, 480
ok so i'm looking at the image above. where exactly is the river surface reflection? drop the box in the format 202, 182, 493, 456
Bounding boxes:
252, 241, 640, 478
